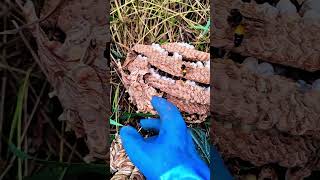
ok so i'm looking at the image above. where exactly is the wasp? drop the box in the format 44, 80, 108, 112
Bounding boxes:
234, 24, 245, 47
227, 9, 264, 47
181, 64, 187, 77
227, 9, 245, 47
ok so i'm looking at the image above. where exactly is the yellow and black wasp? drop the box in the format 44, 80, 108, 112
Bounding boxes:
227, 9, 263, 47
227, 9, 245, 47
181, 64, 187, 77
234, 24, 245, 47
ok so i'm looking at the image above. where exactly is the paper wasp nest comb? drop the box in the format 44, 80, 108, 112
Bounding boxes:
117, 43, 210, 123
22, 0, 108, 162
212, 58, 320, 179
112, 43, 209, 179
213, 59, 320, 136
213, 0, 320, 72
212, 121, 320, 179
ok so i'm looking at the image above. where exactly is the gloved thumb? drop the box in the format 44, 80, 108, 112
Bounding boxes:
119, 126, 147, 165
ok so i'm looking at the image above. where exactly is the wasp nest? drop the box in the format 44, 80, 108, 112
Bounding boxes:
212, 58, 320, 179
112, 43, 209, 179
118, 43, 210, 123
213, 59, 320, 136
212, 121, 320, 179
212, 0, 320, 72
22, 0, 108, 161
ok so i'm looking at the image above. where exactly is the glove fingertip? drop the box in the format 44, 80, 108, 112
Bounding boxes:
151, 96, 181, 117
140, 118, 161, 131
120, 126, 143, 141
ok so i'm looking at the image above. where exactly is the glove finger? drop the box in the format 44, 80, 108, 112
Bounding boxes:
120, 126, 147, 164
151, 96, 187, 134
140, 118, 161, 132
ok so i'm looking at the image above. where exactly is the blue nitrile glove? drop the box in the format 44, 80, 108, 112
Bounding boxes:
210, 146, 233, 180
119, 96, 210, 180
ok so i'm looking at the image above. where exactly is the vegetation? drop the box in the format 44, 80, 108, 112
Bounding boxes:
110, 0, 211, 171
0, 1, 105, 179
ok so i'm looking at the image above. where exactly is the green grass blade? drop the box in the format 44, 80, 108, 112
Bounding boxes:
109, 119, 123, 127
3, 139, 107, 179
8, 69, 31, 151
112, 84, 120, 132
1, 134, 31, 160
58, 167, 68, 180
5, 69, 30, 179
190, 127, 210, 164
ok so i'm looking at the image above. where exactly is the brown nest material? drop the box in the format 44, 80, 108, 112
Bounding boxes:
113, 43, 209, 179
212, 0, 320, 72
213, 59, 320, 137
21, 0, 108, 161
117, 43, 210, 123
212, 58, 320, 179
212, 121, 319, 179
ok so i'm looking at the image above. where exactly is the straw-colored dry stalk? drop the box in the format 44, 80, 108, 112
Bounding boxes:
212, 0, 320, 72
110, 135, 144, 180
118, 43, 210, 123
22, 0, 108, 162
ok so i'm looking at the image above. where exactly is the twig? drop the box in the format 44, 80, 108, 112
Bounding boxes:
0, 37, 21, 49
0, 156, 15, 180
59, 121, 65, 162
41, 110, 84, 161
11, 20, 49, 78
0, 14, 7, 157
0, 77, 6, 155
32, 153, 52, 176
21, 81, 47, 140
58, 142, 77, 180
2, 50, 21, 59
67, 142, 77, 162
0, 0, 64, 35
23, 83, 83, 161
46, 139, 58, 156
23, 84, 28, 176
0, 63, 42, 79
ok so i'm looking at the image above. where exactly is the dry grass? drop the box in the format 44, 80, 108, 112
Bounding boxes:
111, 0, 209, 54
110, 0, 210, 130
109, 0, 211, 168
0, 1, 106, 179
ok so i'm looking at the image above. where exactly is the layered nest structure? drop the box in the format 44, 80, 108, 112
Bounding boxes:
118, 43, 210, 122
20, 0, 109, 162
110, 43, 210, 179
111, 1, 320, 178
213, 0, 320, 72
212, 0, 320, 179
212, 59, 320, 178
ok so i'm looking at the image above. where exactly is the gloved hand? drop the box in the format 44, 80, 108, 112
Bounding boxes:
119, 96, 210, 180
